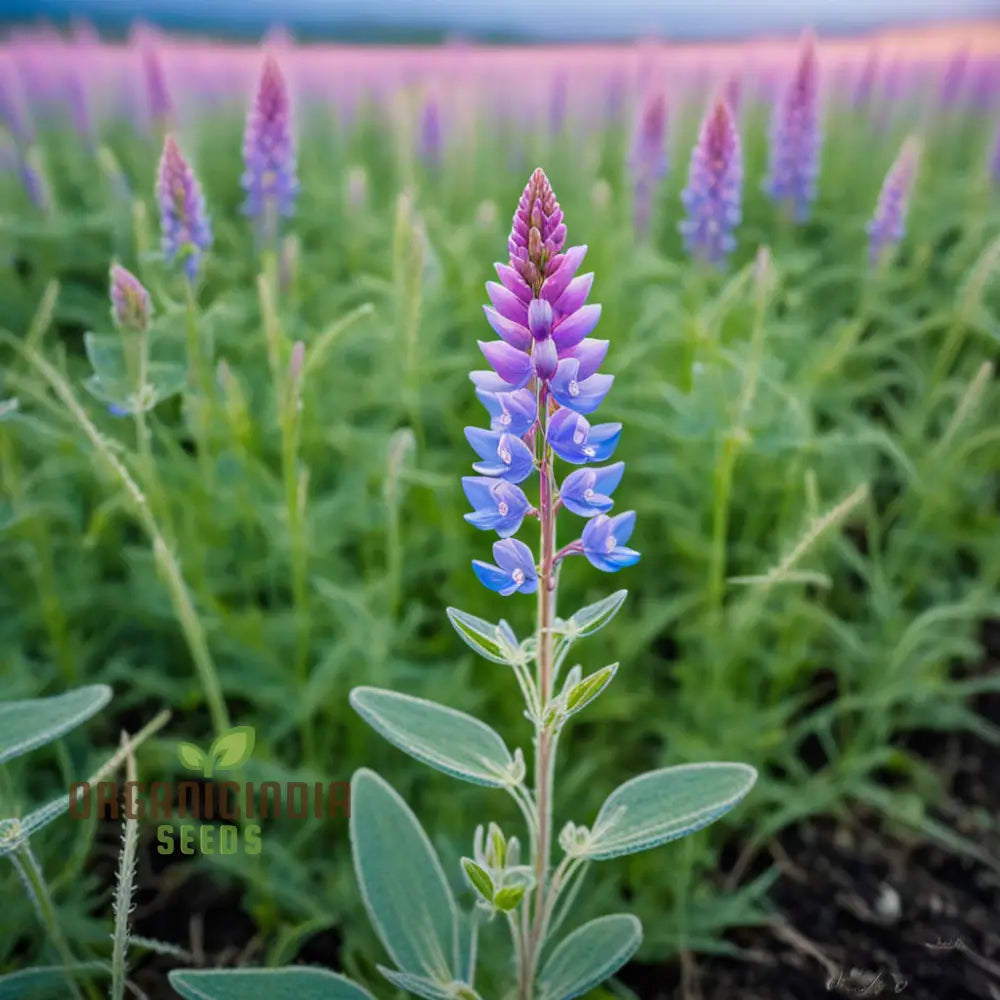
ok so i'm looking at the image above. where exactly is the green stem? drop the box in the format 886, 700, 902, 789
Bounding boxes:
12, 844, 92, 1000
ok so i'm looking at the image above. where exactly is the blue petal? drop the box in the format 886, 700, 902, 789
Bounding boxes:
472, 560, 516, 595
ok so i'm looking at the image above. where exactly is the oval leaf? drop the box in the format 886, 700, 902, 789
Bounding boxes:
446, 608, 519, 664
177, 743, 206, 772
0, 964, 108, 1000
538, 914, 642, 1000
568, 590, 628, 638
0, 685, 111, 764
351, 769, 459, 980
378, 967, 481, 1000
168, 968, 375, 1000
584, 763, 757, 861
565, 663, 617, 716
350, 687, 517, 787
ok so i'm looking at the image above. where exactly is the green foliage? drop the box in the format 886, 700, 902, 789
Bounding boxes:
536, 915, 643, 1000
168, 967, 377, 1000
1, 55, 999, 996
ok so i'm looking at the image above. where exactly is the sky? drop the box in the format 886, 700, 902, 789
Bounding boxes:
2, 0, 998, 39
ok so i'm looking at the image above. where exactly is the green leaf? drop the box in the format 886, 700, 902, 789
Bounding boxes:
0, 685, 111, 764
350, 687, 520, 787
493, 885, 526, 911
582, 763, 757, 861
537, 914, 642, 1000
0, 965, 108, 1000
0, 793, 77, 856
446, 608, 520, 664
460, 858, 494, 902
351, 769, 459, 980
168, 968, 375, 1000
377, 967, 481, 1000
207, 726, 255, 772
177, 742, 206, 772
567, 591, 628, 638
84, 332, 127, 384
565, 664, 618, 716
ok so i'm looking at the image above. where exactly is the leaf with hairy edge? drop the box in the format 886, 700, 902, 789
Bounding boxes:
168, 968, 375, 1000
565, 664, 618, 716
350, 687, 520, 787
446, 608, 520, 664
566, 590, 628, 638
0, 685, 111, 764
378, 967, 482, 1000
582, 763, 757, 861
538, 914, 642, 1000
351, 769, 459, 981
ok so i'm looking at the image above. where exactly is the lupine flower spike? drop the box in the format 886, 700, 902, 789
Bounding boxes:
156, 135, 212, 282
466, 167, 638, 593
679, 97, 743, 267
867, 136, 920, 267
629, 90, 668, 237
765, 32, 822, 222
242, 55, 297, 244
110, 264, 151, 334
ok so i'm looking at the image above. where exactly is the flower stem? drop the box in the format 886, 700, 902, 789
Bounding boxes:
522, 386, 559, 1000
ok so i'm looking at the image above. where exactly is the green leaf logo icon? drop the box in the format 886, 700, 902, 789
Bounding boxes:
177, 742, 206, 772
206, 726, 255, 777
177, 726, 255, 777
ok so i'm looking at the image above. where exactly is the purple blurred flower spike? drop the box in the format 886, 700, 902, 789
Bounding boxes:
765, 31, 822, 223
867, 136, 920, 267
110, 264, 151, 334
629, 89, 668, 237
679, 97, 743, 267
140, 36, 173, 127
242, 55, 297, 241
156, 135, 212, 282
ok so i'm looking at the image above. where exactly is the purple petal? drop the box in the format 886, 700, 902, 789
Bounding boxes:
483, 306, 532, 351
540, 244, 588, 303
478, 340, 533, 389
553, 273, 594, 318
552, 304, 601, 351
486, 281, 529, 324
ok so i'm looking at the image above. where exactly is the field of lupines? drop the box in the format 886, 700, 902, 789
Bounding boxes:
2, 19, 1000, 1000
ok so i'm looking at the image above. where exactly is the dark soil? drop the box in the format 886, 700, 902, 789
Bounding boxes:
97, 701, 1000, 999
621, 720, 1000, 1000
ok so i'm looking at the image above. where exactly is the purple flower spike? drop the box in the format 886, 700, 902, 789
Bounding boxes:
463, 477, 532, 537
582, 511, 641, 573
679, 98, 743, 267
465, 427, 535, 483
110, 264, 151, 333
867, 136, 920, 267
547, 409, 621, 465
549, 359, 614, 414
140, 39, 173, 125
476, 388, 537, 437
765, 32, 822, 223
419, 92, 443, 167
242, 56, 297, 234
560, 462, 625, 518
156, 135, 211, 282
472, 538, 539, 596
629, 90, 669, 237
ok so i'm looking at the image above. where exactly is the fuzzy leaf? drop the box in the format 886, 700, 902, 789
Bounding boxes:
583, 763, 757, 861
207, 726, 255, 771
377, 967, 481, 1000
168, 968, 375, 1000
0, 965, 108, 999
493, 885, 526, 911
0, 685, 111, 764
350, 687, 518, 787
446, 608, 520, 664
567, 591, 628, 638
565, 664, 618, 716
351, 769, 459, 980
0, 794, 77, 856
461, 858, 495, 902
537, 914, 642, 1000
